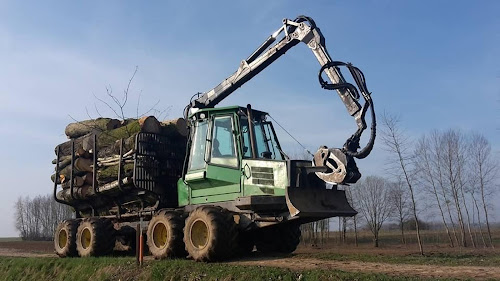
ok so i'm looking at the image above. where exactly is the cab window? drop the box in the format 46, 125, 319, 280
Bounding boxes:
188, 120, 208, 171
210, 116, 238, 168
240, 116, 283, 160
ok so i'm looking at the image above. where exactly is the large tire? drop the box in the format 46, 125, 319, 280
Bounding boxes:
54, 220, 79, 257
147, 210, 186, 259
236, 230, 255, 256
183, 206, 237, 262
255, 223, 301, 254
76, 218, 116, 257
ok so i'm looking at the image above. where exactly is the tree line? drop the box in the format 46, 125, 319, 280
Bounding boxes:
14, 195, 73, 240
302, 114, 498, 252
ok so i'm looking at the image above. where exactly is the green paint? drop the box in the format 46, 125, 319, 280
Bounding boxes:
177, 179, 189, 206
192, 164, 240, 197
177, 106, 290, 207
190, 192, 240, 205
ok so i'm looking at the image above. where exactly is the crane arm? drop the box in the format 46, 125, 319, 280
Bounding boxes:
187, 16, 375, 160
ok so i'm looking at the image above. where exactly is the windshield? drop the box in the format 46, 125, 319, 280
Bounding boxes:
240, 115, 283, 160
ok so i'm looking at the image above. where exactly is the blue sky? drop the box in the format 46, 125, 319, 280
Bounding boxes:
0, 1, 498, 237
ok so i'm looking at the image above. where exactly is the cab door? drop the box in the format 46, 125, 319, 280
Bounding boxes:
186, 114, 241, 200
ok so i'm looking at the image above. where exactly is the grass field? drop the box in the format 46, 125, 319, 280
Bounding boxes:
0, 256, 445, 281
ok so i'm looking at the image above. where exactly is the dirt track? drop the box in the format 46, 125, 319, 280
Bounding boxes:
231, 256, 500, 280
1, 241, 499, 280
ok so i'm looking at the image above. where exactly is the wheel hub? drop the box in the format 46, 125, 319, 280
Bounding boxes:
58, 229, 68, 249
153, 222, 168, 249
81, 228, 91, 250
190, 219, 208, 249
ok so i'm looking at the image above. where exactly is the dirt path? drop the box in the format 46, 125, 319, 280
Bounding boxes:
0, 248, 54, 258
231, 257, 500, 280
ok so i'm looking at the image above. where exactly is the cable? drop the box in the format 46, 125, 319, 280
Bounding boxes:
267, 114, 314, 157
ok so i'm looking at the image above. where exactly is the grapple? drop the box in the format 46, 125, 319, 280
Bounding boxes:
285, 158, 357, 219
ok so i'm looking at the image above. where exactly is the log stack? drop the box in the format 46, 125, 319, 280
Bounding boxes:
52, 116, 188, 204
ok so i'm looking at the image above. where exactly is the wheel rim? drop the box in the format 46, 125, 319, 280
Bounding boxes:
153, 222, 168, 249
58, 229, 68, 249
81, 228, 91, 250
190, 219, 208, 249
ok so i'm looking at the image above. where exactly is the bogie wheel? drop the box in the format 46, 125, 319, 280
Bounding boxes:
183, 206, 237, 262
54, 220, 79, 257
76, 218, 116, 257
236, 230, 255, 256
147, 210, 186, 259
255, 223, 301, 254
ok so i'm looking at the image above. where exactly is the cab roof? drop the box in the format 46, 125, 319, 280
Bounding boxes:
190, 105, 269, 118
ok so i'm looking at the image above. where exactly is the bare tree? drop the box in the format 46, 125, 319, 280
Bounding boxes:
441, 130, 470, 247
429, 130, 460, 246
14, 194, 73, 240
345, 186, 358, 246
14, 197, 28, 238
415, 134, 455, 247
469, 133, 498, 248
353, 176, 393, 247
469, 186, 487, 247
70, 67, 169, 139
387, 178, 410, 245
381, 113, 424, 255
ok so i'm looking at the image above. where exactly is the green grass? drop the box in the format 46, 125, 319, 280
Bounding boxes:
0, 256, 452, 281
299, 252, 500, 267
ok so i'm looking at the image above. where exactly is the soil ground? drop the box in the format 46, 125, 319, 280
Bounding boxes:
1, 240, 499, 280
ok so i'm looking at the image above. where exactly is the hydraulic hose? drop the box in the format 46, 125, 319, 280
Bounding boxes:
344, 99, 376, 159
318, 62, 376, 159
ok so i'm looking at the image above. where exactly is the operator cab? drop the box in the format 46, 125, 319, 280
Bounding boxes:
180, 105, 288, 205
186, 105, 284, 173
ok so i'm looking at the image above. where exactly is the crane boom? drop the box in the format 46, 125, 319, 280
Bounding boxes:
187, 15, 375, 161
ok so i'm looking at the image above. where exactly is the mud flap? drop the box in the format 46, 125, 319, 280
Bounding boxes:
285, 186, 357, 218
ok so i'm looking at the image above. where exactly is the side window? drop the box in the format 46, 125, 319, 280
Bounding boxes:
210, 116, 238, 168
240, 117, 252, 158
239, 115, 283, 160
253, 122, 270, 158
188, 120, 208, 171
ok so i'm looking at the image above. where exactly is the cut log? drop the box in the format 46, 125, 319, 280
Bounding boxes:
55, 133, 89, 156
83, 173, 94, 185
51, 174, 64, 184
161, 118, 188, 137
56, 177, 133, 201
76, 147, 91, 159
61, 176, 85, 189
83, 120, 141, 157
112, 135, 135, 155
65, 118, 121, 139
53, 157, 72, 171
56, 185, 94, 201
97, 177, 133, 193
74, 158, 93, 173
138, 116, 161, 134
97, 163, 134, 184
51, 157, 91, 183
52, 155, 71, 164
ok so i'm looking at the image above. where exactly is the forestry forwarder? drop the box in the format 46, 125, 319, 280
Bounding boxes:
53, 15, 376, 261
